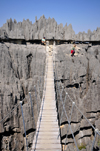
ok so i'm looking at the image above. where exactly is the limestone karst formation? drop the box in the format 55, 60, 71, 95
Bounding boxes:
0, 16, 100, 151
0, 43, 46, 150
54, 44, 100, 150
0, 15, 100, 41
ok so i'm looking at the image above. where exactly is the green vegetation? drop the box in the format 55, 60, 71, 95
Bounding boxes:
78, 143, 86, 150
97, 139, 100, 147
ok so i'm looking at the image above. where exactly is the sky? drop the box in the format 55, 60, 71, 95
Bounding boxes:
0, 0, 100, 34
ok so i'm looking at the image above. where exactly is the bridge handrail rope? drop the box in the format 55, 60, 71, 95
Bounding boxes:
0, 76, 44, 151
20, 101, 28, 151
0, 93, 32, 151
34, 85, 39, 115
66, 91, 100, 135
0, 92, 40, 126
55, 80, 79, 151
0, 101, 21, 123
32, 50, 49, 150
0, 44, 53, 151
1, 43, 99, 151
52, 43, 100, 151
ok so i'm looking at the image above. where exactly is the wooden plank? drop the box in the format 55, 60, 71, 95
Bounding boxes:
38, 128, 60, 132
35, 143, 61, 149
43, 108, 56, 110
37, 135, 59, 139
43, 102, 56, 104
37, 121, 58, 124
31, 54, 61, 151
37, 121, 59, 126
38, 131, 59, 135
41, 116, 57, 119
41, 108, 56, 110
36, 139, 60, 144
39, 123, 59, 127
41, 113, 57, 116
39, 125, 59, 129
42, 108, 56, 110
32, 149, 61, 151
40, 117, 57, 120
43, 103, 56, 105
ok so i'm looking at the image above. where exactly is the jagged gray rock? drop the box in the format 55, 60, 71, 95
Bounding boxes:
0, 41, 100, 151
0, 42, 46, 150
0, 29, 8, 39
64, 24, 75, 40
54, 44, 100, 150
1, 15, 100, 41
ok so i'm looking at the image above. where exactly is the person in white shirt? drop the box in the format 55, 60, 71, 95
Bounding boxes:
41, 37, 46, 45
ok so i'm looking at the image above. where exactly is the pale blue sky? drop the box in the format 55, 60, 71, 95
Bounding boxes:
0, 0, 100, 34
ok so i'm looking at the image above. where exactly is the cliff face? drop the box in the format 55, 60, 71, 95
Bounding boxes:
0, 41, 100, 151
0, 16, 100, 41
0, 42, 46, 150
54, 44, 100, 150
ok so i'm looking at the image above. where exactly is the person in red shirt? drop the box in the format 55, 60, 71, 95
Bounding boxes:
71, 44, 76, 56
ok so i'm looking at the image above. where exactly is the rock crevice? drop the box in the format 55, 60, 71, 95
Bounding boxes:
54, 44, 100, 150
0, 42, 46, 151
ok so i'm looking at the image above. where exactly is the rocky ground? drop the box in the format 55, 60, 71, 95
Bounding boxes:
54, 44, 100, 151
0, 42, 46, 151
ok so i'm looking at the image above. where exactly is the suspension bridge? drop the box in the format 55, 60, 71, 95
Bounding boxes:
0, 43, 100, 151
31, 45, 61, 150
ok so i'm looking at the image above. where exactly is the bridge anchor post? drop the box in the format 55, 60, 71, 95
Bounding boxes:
29, 92, 36, 128
91, 128, 99, 151
20, 101, 28, 151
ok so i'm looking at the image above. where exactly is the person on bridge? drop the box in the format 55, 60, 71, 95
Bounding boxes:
71, 44, 76, 57
41, 37, 46, 45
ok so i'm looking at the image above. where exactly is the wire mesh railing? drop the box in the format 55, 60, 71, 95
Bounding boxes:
0, 75, 44, 151
52, 42, 100, 151
1, 42, 100, 151
0, 43, 52, 151
31, 45, 50, 151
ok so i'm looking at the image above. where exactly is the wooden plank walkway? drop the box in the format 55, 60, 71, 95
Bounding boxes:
31, 49, 61, 151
